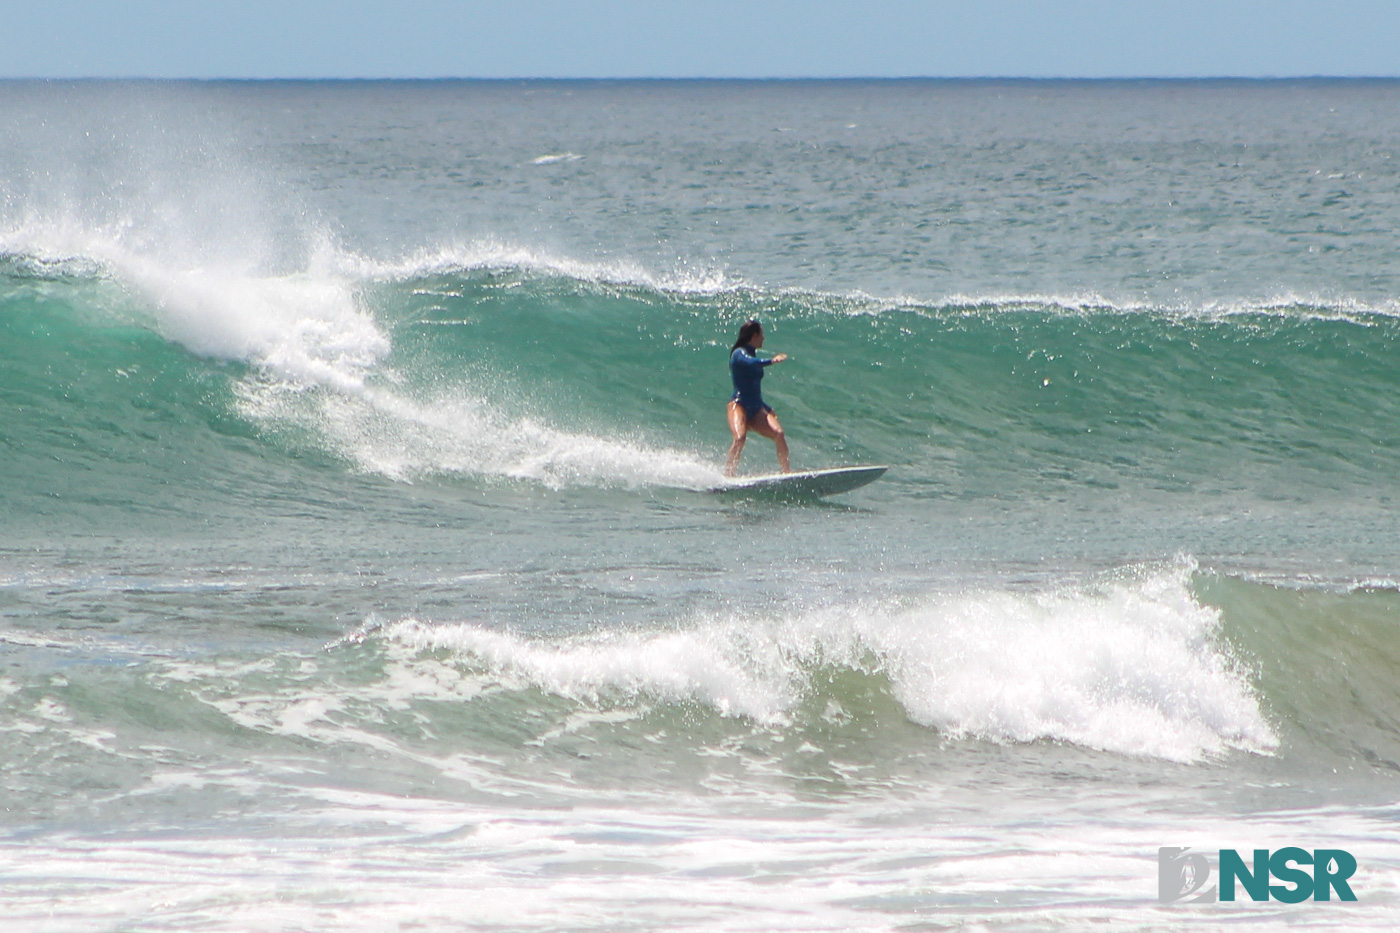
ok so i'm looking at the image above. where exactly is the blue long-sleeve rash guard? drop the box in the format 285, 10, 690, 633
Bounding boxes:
730, 344, 775, 416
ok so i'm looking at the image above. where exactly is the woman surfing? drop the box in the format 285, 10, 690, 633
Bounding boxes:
725, 319, 790, 476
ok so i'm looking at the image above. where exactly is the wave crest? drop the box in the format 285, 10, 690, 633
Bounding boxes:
379, 562, 1277, 762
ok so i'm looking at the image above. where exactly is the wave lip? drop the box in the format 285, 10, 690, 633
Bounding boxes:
382, 562, 1276, 763
0, 226, 390, 394
328, 239, 735, 296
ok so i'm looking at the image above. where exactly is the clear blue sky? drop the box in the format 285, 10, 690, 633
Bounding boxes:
3, 0, 1398, 79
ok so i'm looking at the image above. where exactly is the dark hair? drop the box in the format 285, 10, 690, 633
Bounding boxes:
731, 319, 763, 352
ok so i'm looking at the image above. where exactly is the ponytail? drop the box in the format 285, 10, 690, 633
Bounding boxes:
731, 319, 763, 352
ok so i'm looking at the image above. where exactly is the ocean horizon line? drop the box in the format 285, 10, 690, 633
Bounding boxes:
3, 74, 1400, 84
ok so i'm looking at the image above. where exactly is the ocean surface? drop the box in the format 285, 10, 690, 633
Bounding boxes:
3, 78, 1400, 930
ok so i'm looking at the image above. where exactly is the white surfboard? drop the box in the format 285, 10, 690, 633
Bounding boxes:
709, 465, 887, 498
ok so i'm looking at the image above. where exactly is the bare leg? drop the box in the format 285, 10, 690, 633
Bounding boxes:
748, 409, 791, 473
724, 400, 748, 476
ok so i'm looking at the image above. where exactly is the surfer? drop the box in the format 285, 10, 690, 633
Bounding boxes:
725, 319, 790, 476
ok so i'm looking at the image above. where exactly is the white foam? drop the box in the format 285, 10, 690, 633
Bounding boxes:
529, 152, 584, 165
235, 376, 723, 488
6, 800, 1399, 932
388, 621, 794, 721
866, 566, 1276, 761
130, 260, 388, 394
384, 561, 1277, 763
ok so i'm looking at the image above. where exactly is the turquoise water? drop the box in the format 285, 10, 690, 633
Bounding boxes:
4, 79, 1400, 930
